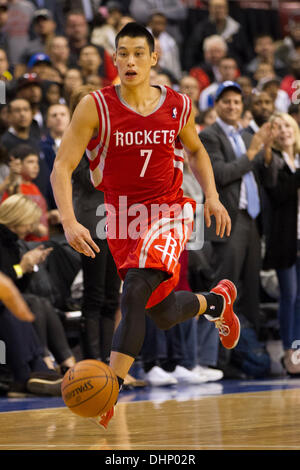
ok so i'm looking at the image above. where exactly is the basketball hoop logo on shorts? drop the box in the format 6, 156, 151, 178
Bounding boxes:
154, 233, 178, 269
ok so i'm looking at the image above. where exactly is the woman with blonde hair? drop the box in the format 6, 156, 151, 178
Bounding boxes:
0, 194, 76, 380
264, 111, 300, 375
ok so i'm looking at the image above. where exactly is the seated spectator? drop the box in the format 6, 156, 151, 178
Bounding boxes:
1, 145, 61, 241
85, 74, 103, 89
1, 97, 40, 153
116, 14, 135, 33
246, 34, 287, 81
65, 10, 90, 65
240, 108, 253, 129
47, 35, 71, 79
14, 9, 56, 79
276, 19, 300, 68
151, 38, 178, 86
197, 108, 217, 131
246, 91, 275, 135
152, 72, 173, 88
129, 0, 187, 47
27, 53, 63, 84
147, 12, 182, 82
27, 1, 64, 37
5, 0, 35, 67
253, 61, 277, 86
184, 0, 252, 71
257, 77, 291, 113
236, 76, 253, 109
40, 103, 70, 209
0, 271, 63, 397
0, 47, 12, 81
0, 96, 50, 198
189, 35, 228, 93
15, 71, 44, 134
78, 44, 105, 83
63, 68, 84, 105
280, 52, 300, 102
199, 56, 239, 111
179, 75, 201, 123
65, 9, 118, 84
40, 80, 65, 119
62, 0, 103, 23
90, 3, 123, 56
0, 144, 21, 197
0, 195, 77, 393
0, 1, 9, 59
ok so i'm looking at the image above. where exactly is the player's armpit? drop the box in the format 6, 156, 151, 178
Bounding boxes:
53, 94, 99, 174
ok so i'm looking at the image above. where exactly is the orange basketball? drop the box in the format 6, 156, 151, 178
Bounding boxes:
61, 360, 119, 418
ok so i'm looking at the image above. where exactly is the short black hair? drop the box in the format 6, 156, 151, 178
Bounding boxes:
115, 22, 155, 54
254, 33, 274, 45
9, 144, 38, 161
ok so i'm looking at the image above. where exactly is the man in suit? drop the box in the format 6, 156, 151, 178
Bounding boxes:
199, 81, 277, 332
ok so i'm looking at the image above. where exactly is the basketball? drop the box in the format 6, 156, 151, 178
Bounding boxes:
61, 360, 119, 418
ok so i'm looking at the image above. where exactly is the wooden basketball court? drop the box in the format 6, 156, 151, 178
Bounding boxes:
0, 380, 300, 450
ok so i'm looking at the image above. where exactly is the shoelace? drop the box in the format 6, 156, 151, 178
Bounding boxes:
214, 317, 230, 336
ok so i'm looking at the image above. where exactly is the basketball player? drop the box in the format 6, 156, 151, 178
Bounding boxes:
51, 23, 240, 428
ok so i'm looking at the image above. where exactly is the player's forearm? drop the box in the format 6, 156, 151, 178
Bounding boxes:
50, 161, 77, 226
190, 147, 219, 200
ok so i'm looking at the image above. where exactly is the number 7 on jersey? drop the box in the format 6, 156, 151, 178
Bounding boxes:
139, 149, 153, 177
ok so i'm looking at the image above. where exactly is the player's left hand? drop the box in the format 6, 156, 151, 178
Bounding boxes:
204, 196, 231, 238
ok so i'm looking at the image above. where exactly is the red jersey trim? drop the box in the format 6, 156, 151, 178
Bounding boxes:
178, 94, 192, 134
86, 89, 111, 187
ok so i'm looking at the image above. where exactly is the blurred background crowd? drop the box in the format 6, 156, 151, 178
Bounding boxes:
0, 0, 300, 397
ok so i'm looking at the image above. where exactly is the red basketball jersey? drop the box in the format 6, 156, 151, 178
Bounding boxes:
86, 85, 196, 307
87, 85, 191, 206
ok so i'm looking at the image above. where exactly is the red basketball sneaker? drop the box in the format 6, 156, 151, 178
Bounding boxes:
99, 407, 114, 429
89, 407, 114, 430
209, 279, 240, 349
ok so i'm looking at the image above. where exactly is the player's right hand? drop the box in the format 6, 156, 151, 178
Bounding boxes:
0, 272, 34, 322
63, 220, 100, 258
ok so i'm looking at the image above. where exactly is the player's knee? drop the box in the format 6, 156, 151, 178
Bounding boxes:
121, 273, 152, 313
150, 312, 176, 330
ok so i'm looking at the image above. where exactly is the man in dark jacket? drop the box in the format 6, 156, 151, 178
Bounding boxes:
199, 81, 278, 332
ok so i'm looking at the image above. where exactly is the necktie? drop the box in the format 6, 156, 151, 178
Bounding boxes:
230, 130, 260, 219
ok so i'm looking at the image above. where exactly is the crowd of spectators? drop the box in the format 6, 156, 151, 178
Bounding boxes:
0, 0, 300, 396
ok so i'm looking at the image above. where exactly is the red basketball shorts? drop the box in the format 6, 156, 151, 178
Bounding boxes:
106, 197, 196, 308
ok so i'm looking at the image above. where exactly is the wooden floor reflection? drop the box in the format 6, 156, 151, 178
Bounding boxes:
0, 389, 300, 450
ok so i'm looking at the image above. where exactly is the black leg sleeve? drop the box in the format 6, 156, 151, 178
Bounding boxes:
147, 290, 200, 330
111, 268, 167, 358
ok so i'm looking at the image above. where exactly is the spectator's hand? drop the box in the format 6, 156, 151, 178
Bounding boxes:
257, 122, 280, 148
63, 220, 100, 258
20, 246, 53, 273
0, 272, 34, 321
204, 196, 231, 238
47, 209, 61, 225
247, 123, 279, 161
33, 223, 48, 238
9, 156, 21, 176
